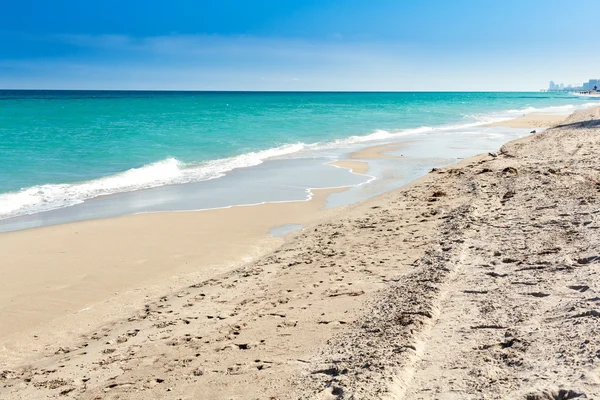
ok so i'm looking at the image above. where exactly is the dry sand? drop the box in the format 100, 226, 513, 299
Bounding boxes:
302, 107, 600, 399
1, 108, 600, 399
0, 188, 346, 341
486, 112, 568, 129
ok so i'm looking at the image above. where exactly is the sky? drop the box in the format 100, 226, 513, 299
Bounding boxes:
1, 0, 599, 91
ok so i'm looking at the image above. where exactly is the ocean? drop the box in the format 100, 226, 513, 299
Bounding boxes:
0, 90, 597, 231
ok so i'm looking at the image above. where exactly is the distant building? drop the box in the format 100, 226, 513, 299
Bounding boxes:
548, 78, 598, 92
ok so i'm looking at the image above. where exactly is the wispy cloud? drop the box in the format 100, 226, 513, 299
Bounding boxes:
2, 32, 599, 91
51, 33, 414, 64
0, 33, 419, 90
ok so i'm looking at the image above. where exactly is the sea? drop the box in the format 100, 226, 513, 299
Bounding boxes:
0, 90, 597, 232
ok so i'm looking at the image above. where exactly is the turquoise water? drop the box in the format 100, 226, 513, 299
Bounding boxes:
0, 90, 596, 220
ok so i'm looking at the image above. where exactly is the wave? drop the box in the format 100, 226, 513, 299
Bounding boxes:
465, 102, 600, 126
2, 100, 598, 220
322, 126, 434, 148
504, 102, 599, 115
0, 144, 306, 219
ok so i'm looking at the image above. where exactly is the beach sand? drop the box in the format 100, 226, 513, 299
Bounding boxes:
328, 160, 370, 174
349, 143, 404, 159
1, 108, 600, 399
0, 188, 347, 341
486, 112, 568, 128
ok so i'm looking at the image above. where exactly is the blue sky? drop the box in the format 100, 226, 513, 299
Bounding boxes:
1, 0, 598, 90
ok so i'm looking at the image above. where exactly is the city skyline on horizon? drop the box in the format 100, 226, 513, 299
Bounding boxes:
548, 77, 599, 92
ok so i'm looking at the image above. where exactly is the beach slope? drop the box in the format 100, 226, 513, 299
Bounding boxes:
302, 106, 600, 399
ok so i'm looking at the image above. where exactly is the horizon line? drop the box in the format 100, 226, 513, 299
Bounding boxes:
0, 89, 547, 93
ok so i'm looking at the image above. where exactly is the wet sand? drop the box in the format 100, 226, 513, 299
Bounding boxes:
349, 143, 405, 159
328, 160, 370, 174
330, 143, 409, 174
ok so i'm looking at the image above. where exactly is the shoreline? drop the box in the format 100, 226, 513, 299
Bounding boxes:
349, 142, 405, 159
2, 99, 594, 227
2, 108, 598, 398
0, 113, 562, 342
0, 139, 422, 342
483, 111, 569, 128
328, 160, 371, 174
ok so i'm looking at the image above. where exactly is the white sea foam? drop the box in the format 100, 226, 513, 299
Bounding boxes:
337, 126, 433, 144
465, 102, 600, 126
2, 100, 598, 220
0, 144, 306, 219
504, 102, 599, 115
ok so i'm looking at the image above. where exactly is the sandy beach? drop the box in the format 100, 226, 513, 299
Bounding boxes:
0, 188, 352, 340
1, 108, 599, 399
485, 112, 568, 129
